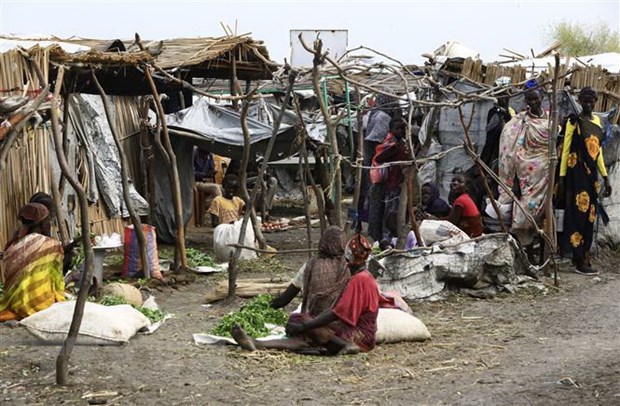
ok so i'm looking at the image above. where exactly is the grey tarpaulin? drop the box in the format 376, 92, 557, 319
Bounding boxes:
377, 233, 536, 300
151, 136, 194, 244
165, 97, 301, 161
68, 94, 149, 217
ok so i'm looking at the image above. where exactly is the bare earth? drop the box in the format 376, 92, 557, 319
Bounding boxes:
1, 224, 619, 406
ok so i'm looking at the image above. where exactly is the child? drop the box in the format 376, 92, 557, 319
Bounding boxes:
208, 174, 245, 228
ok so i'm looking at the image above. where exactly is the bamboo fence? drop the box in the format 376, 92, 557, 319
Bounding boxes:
0, 48, 133, 251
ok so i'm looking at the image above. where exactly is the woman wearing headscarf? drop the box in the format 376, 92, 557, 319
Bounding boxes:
497, 88, 550, 249
232, 234, 381, 355
558, 87, 612, 275
0, 203, 65, 321
271, 226, 349, 316
421, 182, 451, 218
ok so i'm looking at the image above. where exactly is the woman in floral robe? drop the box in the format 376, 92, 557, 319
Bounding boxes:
558, 87, 612, 275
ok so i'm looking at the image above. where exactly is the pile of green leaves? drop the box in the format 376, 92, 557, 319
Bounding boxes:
210, 294, 288, 338
186, 248, 217, 268
97, 295, 165, 323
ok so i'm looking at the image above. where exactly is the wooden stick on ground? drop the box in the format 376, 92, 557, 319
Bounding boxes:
91, 69, 150, 279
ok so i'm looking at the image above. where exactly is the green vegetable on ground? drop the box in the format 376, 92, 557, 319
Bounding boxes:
96, 295, 165, 323
186, 247, 217, 268
210, 294, 288, 338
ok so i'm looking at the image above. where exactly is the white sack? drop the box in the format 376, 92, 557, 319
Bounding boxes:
419, 220, 470, 246
213, 219, 257, 263
19, 301, 151, 345
376, 308, 431, 343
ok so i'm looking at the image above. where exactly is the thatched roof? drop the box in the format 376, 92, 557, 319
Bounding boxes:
1, 34, 277, 81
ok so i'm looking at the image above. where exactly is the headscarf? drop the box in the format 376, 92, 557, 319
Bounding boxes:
423, 182, 451, 217
344, 233, 372, 268
578, 86, 597, 100
4, 203, 50, 250
317, 226, 345, 258
301, 226, 348, 315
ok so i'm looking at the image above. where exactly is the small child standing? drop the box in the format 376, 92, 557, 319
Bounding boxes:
208, 174, 245, 228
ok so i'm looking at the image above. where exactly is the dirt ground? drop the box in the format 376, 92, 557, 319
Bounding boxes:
1, 220, 619, 406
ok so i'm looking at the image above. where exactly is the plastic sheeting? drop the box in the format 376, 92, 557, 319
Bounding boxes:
68, 95, 149, 217
378, 234, 534, 301
165, 97, 301, 161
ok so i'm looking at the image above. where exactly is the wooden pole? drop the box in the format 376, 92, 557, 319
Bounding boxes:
51, 95, 95, 385
228, 93, 256, 298
0, 87, 50, 172
50, 66, 69, 245
144, 65, 188, 270
299, 34, 343, 227
345, 85, 364, 234
292, 94, 328, 232
547, 55, 560, 286
299, 153, 313, 258
458, 104, 508, 233
91, 70, 151, 279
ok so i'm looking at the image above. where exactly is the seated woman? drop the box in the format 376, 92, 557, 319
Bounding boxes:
447, 173, 483, 238
271, 226, 349, 316
421, 182, 451, 218
232, 234, 381, 355
0, 203, 65, 321
208, 174, 245, 228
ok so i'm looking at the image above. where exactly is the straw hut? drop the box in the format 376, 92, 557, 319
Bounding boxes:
0, 34, 277, 249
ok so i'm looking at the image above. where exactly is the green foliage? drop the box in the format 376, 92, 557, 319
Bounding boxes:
96, 295, 165, 323
209, 294, 288, 338
137, 307, 165, 323
547, 20, 620, 56
0, 281, 3, 295
186, 248, 217, 268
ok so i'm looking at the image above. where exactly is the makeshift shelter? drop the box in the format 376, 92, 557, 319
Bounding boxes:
0, 34, 278, 248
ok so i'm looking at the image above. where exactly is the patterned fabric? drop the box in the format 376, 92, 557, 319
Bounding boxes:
0, 233, 65, 321
207, 196, 244, 224
561, 116, 605, 264
301, 227, 348, 316
344, 234, 372, 267
498, 111, 550, 244
4, 203, 50, 251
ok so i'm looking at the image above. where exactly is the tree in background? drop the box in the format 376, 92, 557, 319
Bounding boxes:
547, 20, 620, 56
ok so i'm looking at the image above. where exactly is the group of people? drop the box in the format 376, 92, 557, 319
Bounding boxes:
193, 148, 278, 228
357, 85, 612, 276
232, 227, 403, 355
493, 86, 611, 275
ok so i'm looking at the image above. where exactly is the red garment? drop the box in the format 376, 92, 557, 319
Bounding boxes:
373, 132, 409, 190
453, 193, 480, 217
452, 193, 483, 237
332, 270, 380, 352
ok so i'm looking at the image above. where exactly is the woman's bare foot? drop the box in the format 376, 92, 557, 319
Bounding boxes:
338, 343, 360, 355
231, 324, 257, 351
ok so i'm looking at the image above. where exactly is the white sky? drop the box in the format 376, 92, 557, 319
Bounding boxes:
1, 0, 619, 64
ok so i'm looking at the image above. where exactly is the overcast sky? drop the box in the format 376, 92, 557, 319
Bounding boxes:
1, 0, 618, 64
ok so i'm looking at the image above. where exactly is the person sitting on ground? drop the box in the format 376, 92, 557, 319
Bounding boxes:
271, 226, 349, 316
447, 172, 483, 238
208, 174, 245, 228
232, 233, 381, 355
0, 203, 65, 321
420, 182, 451, 219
